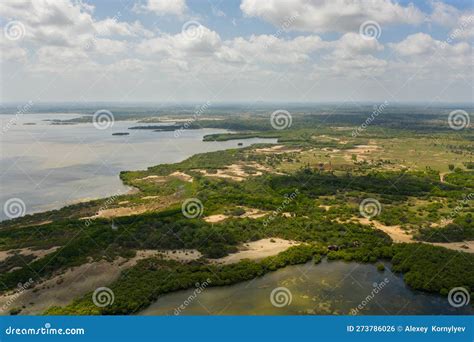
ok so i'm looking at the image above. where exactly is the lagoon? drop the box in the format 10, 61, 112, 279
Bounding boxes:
0, 113, 276, 220
140, 259, 473, 315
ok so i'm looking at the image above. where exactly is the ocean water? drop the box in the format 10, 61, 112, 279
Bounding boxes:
0, 113, 276, 220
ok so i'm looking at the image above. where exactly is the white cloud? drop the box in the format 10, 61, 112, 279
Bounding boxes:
429, 1, 460, 27
390, 32, 470, 58
240, 0, 424, 33
0, 0, 151, 50
92, 38, 128, 55
135, 0, 187, 16
93, 19, 153, 38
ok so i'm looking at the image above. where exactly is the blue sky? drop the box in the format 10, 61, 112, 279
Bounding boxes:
0, 0, 472, 103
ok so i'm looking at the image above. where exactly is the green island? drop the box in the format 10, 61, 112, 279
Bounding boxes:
0, 110, 473, 315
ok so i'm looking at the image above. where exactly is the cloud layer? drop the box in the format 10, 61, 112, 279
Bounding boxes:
0, 0, 472, 102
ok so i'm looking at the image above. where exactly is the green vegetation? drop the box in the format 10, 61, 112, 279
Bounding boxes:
1, 109, 473, 314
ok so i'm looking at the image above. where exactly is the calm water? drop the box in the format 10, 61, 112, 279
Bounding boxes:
0, 113, 276, 220
140, 259, 473, 315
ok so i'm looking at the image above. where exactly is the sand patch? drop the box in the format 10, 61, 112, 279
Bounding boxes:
198, 164, 263, 182
319, 205, 332, 211
240, 207, 267, 219
0, 248, 202, 315
255, 145, 302, 154
138, 175, 167, 182
355, 217, 412, 243
431, 241, 474, 253
80, 196, 178, 220
353, 217, 474, 253
0, 246, 59, 263
0, 258, 130, 315
169, 171, 193, 183
141, 196, 160, 200
204, 207, 268, 222
204, 214, 228, 223
155, 249, 202, 262
212, 238, 299, 265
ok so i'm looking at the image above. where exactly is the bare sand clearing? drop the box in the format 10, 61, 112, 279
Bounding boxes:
0, 248, 203, 315
355, 217, 412, 243
0, 246, 59, 263
204, 214, 228, 223
155, 249, 202, 262
138, 171, 192, 183
198, 164, 263, 182
213, 238, 299, 265
431, 241, 474, 252
240, 208, 267, 219
255, 145, 302, 154
0, 258, 127, 315
204, 207, 268, 222
80, 196, 178, 220
169, 171, 193, 183
353, 217, 474, 253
